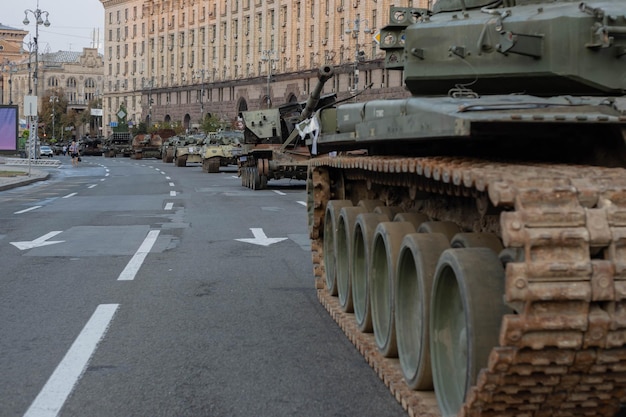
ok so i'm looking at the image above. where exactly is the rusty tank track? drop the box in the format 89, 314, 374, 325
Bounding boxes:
309, 155, 626, 417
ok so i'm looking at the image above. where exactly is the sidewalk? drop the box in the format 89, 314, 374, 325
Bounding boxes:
0, 158, 51, 191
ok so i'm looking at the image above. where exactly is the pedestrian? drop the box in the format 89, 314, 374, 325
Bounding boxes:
62, 145, 67, 156
69, 140, 80, 167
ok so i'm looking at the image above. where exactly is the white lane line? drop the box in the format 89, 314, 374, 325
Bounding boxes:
117, 230, 160, 281
169, 182, 175, 187
15, 205, 42, 214
297, 201, 306, 207
170, 191, 176, 197
165, 176, 171, 180
164, 202, 174, 210
160, 172, 166, 175
62, 193, 77, 199
273, 190, 286, 196
23, 304, 119, 417
88, 185, 97, 189
231, 175, 239, 179
100, 179, 105, 182
105, 173, 110, 177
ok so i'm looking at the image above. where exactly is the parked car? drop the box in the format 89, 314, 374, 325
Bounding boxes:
39, 145, 54, 158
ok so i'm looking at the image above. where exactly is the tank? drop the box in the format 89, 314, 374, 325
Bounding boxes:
130, 129, 176, 160
201, 130, 244, 173
238, 65, 335, 189
305, 1, 626, 416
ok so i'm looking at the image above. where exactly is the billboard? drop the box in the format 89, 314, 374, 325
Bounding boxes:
0, 106, 18, 151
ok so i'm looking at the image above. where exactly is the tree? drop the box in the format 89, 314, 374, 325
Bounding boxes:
200, 114, 222, 133
40, 90, 68, 143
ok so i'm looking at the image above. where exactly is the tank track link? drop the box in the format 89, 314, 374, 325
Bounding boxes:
310, 155, 626, 417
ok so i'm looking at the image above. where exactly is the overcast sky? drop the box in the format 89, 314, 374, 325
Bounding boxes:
2, 0, 104, 53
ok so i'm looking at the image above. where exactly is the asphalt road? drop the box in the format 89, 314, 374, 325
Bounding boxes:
0, 156, 406, 417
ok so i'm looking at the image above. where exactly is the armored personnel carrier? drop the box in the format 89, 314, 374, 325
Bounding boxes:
305, 1, 626, 416
201, 130, 244, 173
239, 66, 335, 189
173, 134, 205, 167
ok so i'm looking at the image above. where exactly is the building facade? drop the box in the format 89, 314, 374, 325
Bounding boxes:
2, 46, 105, 139
100, 0, 428, 134
0, 23, 29, 106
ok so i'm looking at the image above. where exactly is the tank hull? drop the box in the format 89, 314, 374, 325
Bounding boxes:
306, 0, 626, 414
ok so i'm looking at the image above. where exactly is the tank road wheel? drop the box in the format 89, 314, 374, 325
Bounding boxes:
430, 248, 506, 417
323, 200, 353, 295
176, 155, 188, 167
417, 221, 461, 241
395, 233, 449, 390
450, 232, 503, 253
370, 221, 416, 357
336, 206, 369, 312
393, 212, 429, 228
352, 213, 390, 333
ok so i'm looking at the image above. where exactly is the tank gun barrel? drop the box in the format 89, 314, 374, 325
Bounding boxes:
301, 65, 335, 120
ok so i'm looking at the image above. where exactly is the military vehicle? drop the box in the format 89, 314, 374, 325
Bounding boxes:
304, 1, 626, 416
201, 130, 244, 173
239, 65, 335, 189
102, 132, 132, 157
130, 133, 162, 159
131, 129, 176, 159
161, 136, 179, 163
172, 134, 205, 167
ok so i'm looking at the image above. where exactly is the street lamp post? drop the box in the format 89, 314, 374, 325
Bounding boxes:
49, 95, 58, 141
345, 17, 371, 95
23, 1, 50, 167
261, 50, 278, 109
23, 1, 51, 97
193, 69, 205, 116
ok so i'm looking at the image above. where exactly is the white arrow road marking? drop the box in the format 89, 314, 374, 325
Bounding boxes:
235, 228, 288, 247
10, 231, 65, 250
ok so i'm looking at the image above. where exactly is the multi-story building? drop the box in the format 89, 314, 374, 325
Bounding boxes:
0, 23, 28, 106
2, 45, 105, 139
100, 0, 428, 135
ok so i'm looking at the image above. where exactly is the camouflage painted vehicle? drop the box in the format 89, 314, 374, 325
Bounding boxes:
304, 1, 626, 416
161, 136, 179, 163
239, 66, 335, 189
172, 134, 205, 167
201, 130, 244, 173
